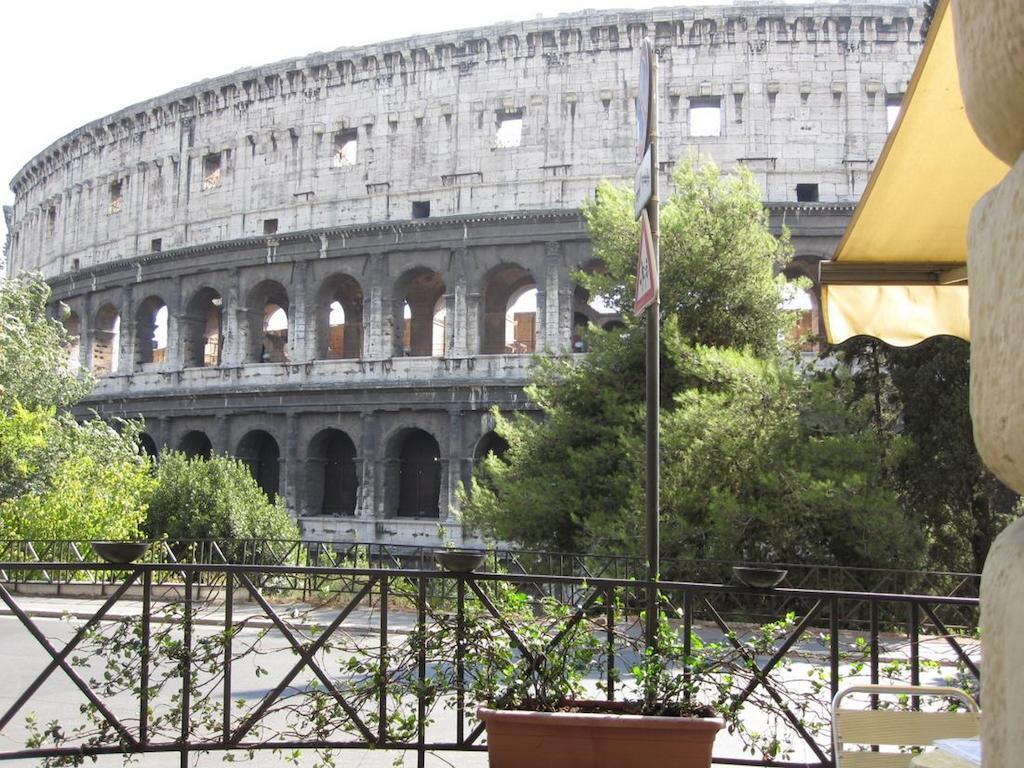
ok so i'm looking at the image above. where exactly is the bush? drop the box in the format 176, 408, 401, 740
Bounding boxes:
145, 451, 299, 553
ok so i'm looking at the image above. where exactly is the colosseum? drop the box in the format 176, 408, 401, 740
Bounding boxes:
3, 2, 923, 547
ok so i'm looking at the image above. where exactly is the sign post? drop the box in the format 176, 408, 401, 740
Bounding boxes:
634, 38, 660, 655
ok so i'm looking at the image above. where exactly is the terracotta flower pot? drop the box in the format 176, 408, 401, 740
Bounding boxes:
478, 705, 725, 768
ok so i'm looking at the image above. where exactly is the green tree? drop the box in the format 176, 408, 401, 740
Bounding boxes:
0, 274, 152, 541
581, 159, 793, 357
145, 451, 299, 546
837, 336, 1020, 573
0, 406, 153, 540
461, 157, 920, 568
0, 274, 90, 412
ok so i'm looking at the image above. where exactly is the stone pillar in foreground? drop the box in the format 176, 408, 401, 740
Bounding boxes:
954, 2, 1024, 765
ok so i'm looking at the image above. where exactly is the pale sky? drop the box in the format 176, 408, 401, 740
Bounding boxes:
0, 0, 906, 248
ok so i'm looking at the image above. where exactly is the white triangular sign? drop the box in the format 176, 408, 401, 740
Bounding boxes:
634, 209, 658, 316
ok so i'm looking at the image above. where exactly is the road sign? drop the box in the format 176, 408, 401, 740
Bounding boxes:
634, 144, 653, 219
634, 209, 658, 316
637, 38, 652, 158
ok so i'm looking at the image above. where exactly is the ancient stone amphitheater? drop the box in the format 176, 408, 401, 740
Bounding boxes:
3, 2, 922, 546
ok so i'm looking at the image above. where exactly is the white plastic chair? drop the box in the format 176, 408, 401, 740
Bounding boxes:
831, 684, 980, 768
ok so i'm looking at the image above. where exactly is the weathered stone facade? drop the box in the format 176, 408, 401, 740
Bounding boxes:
4, 3, 923, 545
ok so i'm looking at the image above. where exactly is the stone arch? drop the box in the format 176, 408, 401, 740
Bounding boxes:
139, 432, 158, 459
134, 295, 168, 368
179, 430, 213, 460
481, 264, 538, 354
307, 428, 358, 515
474, 430, 509, 462
62, 310, 81, 373
571, 261, 620, 351
315, 273, 363, 359
236, 429, 281, 500
91, 303, 120, 376
181, 287, 223, 368
783, 259, 824, 344
393, 268, 446, 357
384, 427, 441, 517
247, 280, 290, 363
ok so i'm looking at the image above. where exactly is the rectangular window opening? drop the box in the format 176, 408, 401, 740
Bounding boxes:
886, 94, 903, 132
263, 218, 279, 235
688, 97, 722, 137
151, 238, 162, 253
333, 129, 358, 167
71, 258, 80, 272
796, 183, 820, 203
412, 201, 430, 219
495, 109, 523, 148
47, 208, 57, 236
108, 181, 123, 214
202, 153, 222, 190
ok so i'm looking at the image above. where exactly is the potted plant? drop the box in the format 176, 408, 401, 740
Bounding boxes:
399, 580, 815, 768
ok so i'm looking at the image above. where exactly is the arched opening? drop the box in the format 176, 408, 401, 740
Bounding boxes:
138, 433, 158, 460
247, 281, 290, 363
182, 287, 223, 368
236, 430, 280, 501
62, 311, 81, 373
91, 303, 120, 376
308, 429, 358, 515
316, 274, 363, 359
780, 282, 821, 352
474, 430, 510, 463
482, 264, 538, 354
386, 428, 441, 517
394, 269, 445, 357
571, 311, 591, 353
135, 296, 168, 368
179, 430, 212, 460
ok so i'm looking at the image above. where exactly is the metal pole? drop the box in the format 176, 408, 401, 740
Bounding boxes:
644, 42, 661, 653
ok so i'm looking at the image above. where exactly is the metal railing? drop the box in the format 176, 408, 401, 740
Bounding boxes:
0, 560, 980, 768
0, 539, 983, 631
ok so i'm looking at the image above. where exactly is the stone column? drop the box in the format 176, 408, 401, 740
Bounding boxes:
364, 285, 386, 359
166, 276, 182, 369
119, 285, 135, 375
290, 260, 308, 363
222, 269, 245, 367
450, 249, 470, 357
283, 413, 299, 517
445, 409, 464, 520
541, 241, 570, 353
358, 412, 380, 517
954, 3, 1024, 766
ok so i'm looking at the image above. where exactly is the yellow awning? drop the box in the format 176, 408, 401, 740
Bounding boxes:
821, 0, 1009, 346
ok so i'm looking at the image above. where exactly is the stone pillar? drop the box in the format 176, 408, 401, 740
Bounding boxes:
953, 3, 1024, 766
541, 241, 572, 353
222, 270, 245, 367
450, 249, 470, 357
119, 285, 134, 375
215, 413, 229, 456
445, 409, 464, 519
358, 412, 379, 517
166, 276, 182, 369
283, 413, 298, 515
80, 293, 93, 373
364, 285, 386, 359
290, 260, 308, 363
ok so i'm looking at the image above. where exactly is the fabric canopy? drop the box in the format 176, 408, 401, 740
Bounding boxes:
820, 0, 1008, 346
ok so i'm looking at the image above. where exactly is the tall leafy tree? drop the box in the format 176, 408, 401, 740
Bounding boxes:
461, 157, 922, 570
0, 273, 90, 412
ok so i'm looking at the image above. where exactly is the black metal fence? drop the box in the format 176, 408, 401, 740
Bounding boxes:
0, 559, 980, 768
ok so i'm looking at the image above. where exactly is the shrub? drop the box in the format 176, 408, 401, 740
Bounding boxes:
145, 451, 299, 554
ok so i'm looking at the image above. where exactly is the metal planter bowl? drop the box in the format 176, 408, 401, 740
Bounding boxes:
732, 566, 788, 589
434, 549, 486, 573
91, 541, 153, 564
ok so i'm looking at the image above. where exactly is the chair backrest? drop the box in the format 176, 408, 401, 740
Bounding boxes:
831, 684, 980, 768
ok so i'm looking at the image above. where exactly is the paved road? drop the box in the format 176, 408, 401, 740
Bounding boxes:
0, 594, 978, 768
